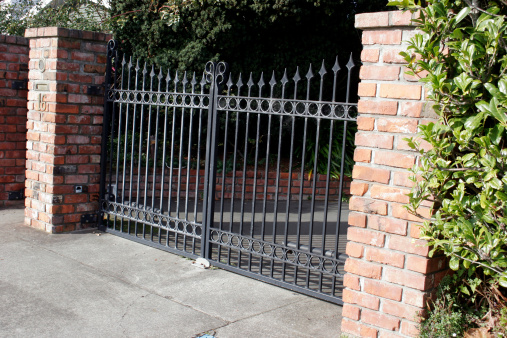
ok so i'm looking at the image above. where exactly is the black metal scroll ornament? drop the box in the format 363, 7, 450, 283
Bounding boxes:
204, 61, 229, 88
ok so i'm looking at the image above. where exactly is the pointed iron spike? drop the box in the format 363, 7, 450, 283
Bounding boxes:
236, 73, 244, 88
346, 53, 356, 70
269, 71, 277, 87
281, 69, 289, 85
226, 73, 234, 87
258, 72, 265, 88
150, 65, 155, 77
135, 59, 140, 72
293, 67, 301, 82
200, 73, 206, 86
165, 69, 171, 83
174, 70, 179, 83
305, 63, 314, 80
121, 54, 126, 66
128, 56, 133, 68
332, 55, 341, 74
191, 72, 197, 86
182, 71, 188, 85
247, 72, 254, 87
142, 62, 147, 74
319, 60, 327, 78
158, 67, 163, 80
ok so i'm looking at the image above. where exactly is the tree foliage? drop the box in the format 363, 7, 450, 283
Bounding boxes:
110, 0, 388, 75
389, 0, 507, 330
0, 0, 111, 36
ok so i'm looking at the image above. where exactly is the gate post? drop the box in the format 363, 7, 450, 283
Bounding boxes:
24, 28, 111, 232
341, 11, 447, 337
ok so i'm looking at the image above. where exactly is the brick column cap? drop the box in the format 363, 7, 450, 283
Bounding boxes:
355, 10, 419, 29
0, 34, 29, 45
24, 27, 112, 42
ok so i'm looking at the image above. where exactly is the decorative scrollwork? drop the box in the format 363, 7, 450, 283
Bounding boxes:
107, 39, 118, 56
102, 200, 202, 239
216, 95, 358, 121
204, 61, 229, 87
209, 229, 345, 276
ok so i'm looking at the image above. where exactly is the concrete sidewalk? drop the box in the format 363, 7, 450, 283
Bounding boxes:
0, 207, 342, 338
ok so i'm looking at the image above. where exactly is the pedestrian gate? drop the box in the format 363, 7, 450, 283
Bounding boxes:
99, 41, 358, 304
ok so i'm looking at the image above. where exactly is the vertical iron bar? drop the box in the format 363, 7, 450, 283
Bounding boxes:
158, 70, 171, 244
135, 62, 147, 237
176, 73, 188, 220
282, 67, 300, 282
270, 69, 288, 279
319, 56, 340, 292
194, 75, 206, 226
113, 57, 124, 231
332, 53, 355, 296
249, 73, 264, 272
238, 73, 253, 268
185, 73, 197, 222
143, 65, 155, 240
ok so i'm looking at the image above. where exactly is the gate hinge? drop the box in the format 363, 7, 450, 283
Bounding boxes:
81, 214, 98, 224
8, 190, 24, 200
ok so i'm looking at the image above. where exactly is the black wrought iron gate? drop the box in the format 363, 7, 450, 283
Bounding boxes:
99, 41, 358, 304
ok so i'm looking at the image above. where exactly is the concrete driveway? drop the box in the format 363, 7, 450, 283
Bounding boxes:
0, 207, 342, 338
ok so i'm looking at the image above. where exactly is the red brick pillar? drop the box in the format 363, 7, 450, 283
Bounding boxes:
341, 11, 447, 337
24, 28, 111, 232
0, 35, 29, 207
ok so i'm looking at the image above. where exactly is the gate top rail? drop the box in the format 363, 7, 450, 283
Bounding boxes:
105, 44, 358, 122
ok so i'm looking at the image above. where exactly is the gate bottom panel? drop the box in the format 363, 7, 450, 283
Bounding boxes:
208, 229, 346, 303
101, 201, 203, 258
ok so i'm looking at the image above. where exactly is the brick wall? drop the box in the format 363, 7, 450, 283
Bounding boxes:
0, 35, 29, 208
24, 28, 111, 233
108, 169, 351, 201
341, 11, 447, 337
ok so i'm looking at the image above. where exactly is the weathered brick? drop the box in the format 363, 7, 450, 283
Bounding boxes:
348, 227, 385, 247
350, 182, 369, 196
379, 84, 422, 100
344, 274, 361, 291
356, 12, 389, 28
342, 304, 361, 321
356, 133, 394, 149
362, 30, 403, 45
343, 289, 380, 310
344, 258, 382, 279
370, 185, 410, 204
348, 212, 367, 228
374, 151, 416, 169
360, 65, 400, 81
361, 48, 380, 63
377, 117, 418, 133
364, 247, 405, 268
358, 83, 377, 97
364, 279, 403, 301
349, 196, 388, 215
352, 165, 390, 184
357, 116, 375, 131
384, 267, 433, 290
361, 309, 400, 331
354, 148, 372, 163
346, 242, 365, 258
368, 215, 408, 236
358, 100, 398, 115
383, 299, 425, 322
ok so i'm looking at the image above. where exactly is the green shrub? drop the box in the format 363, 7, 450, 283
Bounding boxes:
0, 0, 112, 35
388, 0, 507, 287
419, 275, 481, 338
388, 0, 507, 333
